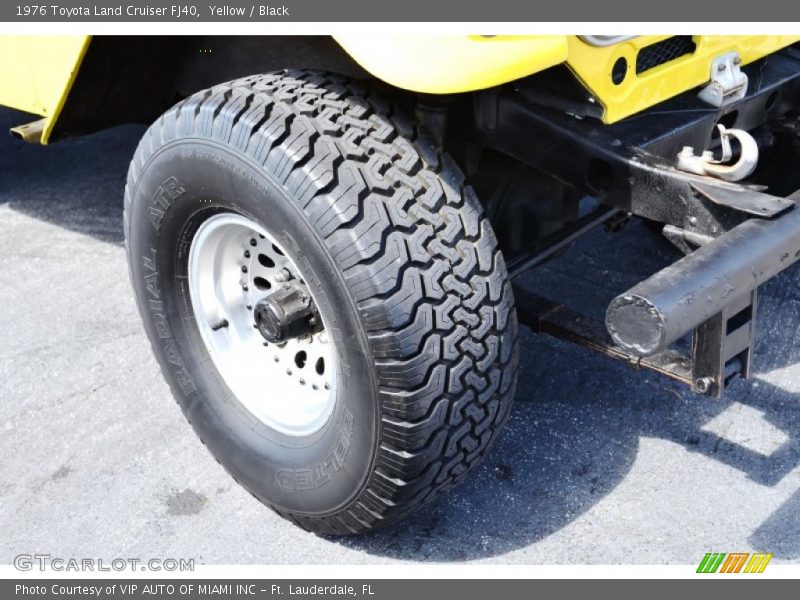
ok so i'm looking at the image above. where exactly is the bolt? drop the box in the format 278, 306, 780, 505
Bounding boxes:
695, 377, 714, 393
286, 369, 292, 376
312, 384, 319, 390
210, 319, 229, 331
324, 383, 330, 390
733, 56, 742, 66
249, 238, 257, 247
274, 356, 279, 362
242, 284, 249, 291
274, 268, 291, 283
241, 265, 248, 273
718, 63, 727, 72
244, 250, 250, 258
299, 378, 306, 385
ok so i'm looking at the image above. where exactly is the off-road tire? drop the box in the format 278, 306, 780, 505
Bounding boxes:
124, 70, 519, 535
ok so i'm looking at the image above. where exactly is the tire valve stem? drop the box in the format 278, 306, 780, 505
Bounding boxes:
274, 268, 291, 283
211, 319, 229, 331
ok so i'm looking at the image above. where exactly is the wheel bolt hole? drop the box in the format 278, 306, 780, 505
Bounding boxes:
253, 277, 271, 291
294, 351, 307, 369
315, 357, 325, 376
258, 253, 276, 268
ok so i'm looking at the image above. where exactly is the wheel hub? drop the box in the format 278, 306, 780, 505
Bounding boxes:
254, 283, 322, 344
187, 213, 336, 437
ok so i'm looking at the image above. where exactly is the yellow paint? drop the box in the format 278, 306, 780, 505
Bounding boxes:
566, 35, 800, 123
0, 36, 90, 143
336, 35, 800, 123
334, 35, 569, 94
2, 35, 798, 144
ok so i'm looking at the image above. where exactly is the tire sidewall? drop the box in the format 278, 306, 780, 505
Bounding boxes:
127, 138, 378, 515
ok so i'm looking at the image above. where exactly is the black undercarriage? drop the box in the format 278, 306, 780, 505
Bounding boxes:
444, 45, 800, 398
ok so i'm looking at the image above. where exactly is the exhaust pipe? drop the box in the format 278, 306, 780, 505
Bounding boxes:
606, 200, 800, 357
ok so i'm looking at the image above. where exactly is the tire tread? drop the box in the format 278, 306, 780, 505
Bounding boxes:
124, 70, 519, 535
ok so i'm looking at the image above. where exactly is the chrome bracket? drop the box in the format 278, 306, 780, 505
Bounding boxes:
698, 52, 748, 108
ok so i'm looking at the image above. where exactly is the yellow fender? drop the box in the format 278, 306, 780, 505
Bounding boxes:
333, 35, 569, 95
0, 35, 89, 143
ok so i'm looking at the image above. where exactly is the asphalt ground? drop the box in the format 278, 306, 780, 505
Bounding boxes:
1, 106, 799, 565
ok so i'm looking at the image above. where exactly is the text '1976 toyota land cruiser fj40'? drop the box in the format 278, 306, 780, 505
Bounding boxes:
2, 34, 800, 534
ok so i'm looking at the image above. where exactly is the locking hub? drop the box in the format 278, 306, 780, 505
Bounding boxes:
254, 283, 323, 344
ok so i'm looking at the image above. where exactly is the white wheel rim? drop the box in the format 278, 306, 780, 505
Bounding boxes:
187, 213, 337, 437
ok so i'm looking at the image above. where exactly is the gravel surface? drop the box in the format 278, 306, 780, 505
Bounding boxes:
1, 106, 799, 565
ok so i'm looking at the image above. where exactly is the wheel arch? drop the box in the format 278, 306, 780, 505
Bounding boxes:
48, 35, 371, 142
333, 35, 568, 94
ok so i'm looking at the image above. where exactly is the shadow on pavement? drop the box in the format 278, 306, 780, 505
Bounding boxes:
0, 107, 142, 245
750, 488, 800, 560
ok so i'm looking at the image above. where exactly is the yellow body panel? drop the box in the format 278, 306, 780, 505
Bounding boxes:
337, 34, 800, 123
0, 35, 90, 143
1, 35, 798, 143
333, 35, 569, 94
566, 35, 800, 123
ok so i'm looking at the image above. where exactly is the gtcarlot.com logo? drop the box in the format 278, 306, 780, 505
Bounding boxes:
696, 552, 773, 574
14, 554, 194, 572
